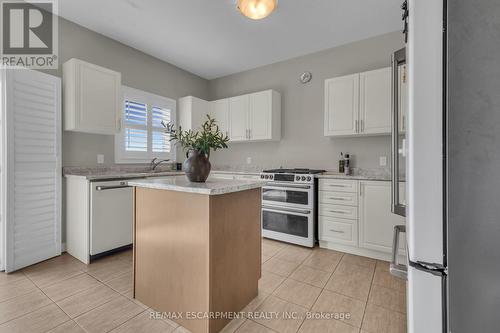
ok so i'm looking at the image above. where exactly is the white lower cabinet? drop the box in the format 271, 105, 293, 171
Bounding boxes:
319, 178, 406, 261
359, 181, 406, 254
320, 216, 358, 247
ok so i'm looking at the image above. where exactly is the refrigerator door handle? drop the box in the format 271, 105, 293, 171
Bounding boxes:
391, 48, 407, 217
390, 225, 408, 280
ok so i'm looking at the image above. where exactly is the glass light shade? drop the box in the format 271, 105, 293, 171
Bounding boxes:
238, 0, 277, 20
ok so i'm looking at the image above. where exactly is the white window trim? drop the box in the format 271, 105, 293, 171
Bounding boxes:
115, 86, 177, 163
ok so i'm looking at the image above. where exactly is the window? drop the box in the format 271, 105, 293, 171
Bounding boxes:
115, 86, 176, 163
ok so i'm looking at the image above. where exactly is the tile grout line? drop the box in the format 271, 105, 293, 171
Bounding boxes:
0, 274, 53, 325
245, 319, 280, 333
38, 272, 106, 304
14, 273, 75, 332
103, 308, 148, 333
359, 261, 377, 332
300, 254, 367, 333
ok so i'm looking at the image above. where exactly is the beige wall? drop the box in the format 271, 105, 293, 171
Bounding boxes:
45, 18, 209, 167
207, 31, 404, 170
51, 19, 402, 170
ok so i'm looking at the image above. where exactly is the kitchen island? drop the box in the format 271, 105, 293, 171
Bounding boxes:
128, 176, 264, 333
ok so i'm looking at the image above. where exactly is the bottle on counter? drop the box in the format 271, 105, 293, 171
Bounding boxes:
344, 153, 350, 176
339, 152, 345, 173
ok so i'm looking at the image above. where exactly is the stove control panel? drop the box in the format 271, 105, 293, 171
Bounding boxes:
260, 173, 314, 184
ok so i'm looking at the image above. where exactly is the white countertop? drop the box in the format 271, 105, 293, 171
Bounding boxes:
63, 168, 260, 181
128, 176, 266, 195
316, 172, 391, 181
64, 171, 184, 180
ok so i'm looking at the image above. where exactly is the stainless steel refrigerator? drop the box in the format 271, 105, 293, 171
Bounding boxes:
390, 0, 500, 332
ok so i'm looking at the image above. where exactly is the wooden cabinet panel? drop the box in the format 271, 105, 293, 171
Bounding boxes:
359, 67, 391, 134
319, 179, 358, 193
319, 190, 358, 206
229, 95, 249, 142
359, 181, 406, 253
210, 99, 229, 137
324, 74, 359, 136
249, 90, 272, 140
63, 59, 121, 134
319, 216, 358, 247
319, 203, 358, 220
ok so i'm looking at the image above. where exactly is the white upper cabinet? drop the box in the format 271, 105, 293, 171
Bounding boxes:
63, 59, 121, 135
228, 95, 249, 142
178, 96, 209, 130
324, 67, 392, 137
248, 90, 281, 141
179, 89, 280, 143
324, 74, 359, 136
359, 67, 391, 134
209, 99, 229, 137
359, 181, 406, 254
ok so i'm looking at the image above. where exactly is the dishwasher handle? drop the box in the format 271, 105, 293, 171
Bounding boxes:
96, 183, 130, 191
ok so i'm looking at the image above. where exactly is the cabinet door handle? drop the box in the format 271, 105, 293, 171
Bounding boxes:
329, 210, 347, 214
328, 197, 347, 201
329, 229, 345, 234
328, 184, 347, 187
361, 119, 364, 132
355, 120, 359, 133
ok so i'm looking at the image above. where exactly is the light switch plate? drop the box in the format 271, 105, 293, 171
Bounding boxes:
97, 154, 105, 164
246, 157, 252, 165
379, 156, 387, 167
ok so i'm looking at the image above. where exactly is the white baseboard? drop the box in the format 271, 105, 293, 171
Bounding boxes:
319, 241, 406, 263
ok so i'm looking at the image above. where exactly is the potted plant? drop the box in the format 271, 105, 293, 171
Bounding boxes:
164, 115, 229, 182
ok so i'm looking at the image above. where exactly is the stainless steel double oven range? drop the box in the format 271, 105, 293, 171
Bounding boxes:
260, 168, 325, 247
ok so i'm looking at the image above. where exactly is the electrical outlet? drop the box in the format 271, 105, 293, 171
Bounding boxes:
379, 156, 387, 167
246, 157, 252, 165
97, 154, 105, 164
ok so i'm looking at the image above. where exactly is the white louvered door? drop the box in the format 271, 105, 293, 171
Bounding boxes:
2, 69, 61, 272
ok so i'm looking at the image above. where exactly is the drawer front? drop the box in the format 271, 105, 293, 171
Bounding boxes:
319, 203, 358, 220
319, 217, 358, 246
319, 190, 358, 206
319, 179, 358, 193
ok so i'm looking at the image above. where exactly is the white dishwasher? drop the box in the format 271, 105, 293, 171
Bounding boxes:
90, 180, 133, 258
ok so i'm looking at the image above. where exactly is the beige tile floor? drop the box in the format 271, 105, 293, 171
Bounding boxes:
0, 239, 406, 333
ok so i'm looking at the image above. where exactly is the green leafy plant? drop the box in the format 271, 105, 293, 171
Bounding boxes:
163, 115, 229, 157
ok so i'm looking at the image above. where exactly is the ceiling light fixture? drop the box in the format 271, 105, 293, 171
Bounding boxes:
237, 0, 277, 20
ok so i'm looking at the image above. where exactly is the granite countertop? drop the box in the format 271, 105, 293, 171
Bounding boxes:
63, 166, 397, 181
64, 170, 184, 180
316, 171, 392, 181
62, 166, 260, 181
128, 176, 265, 195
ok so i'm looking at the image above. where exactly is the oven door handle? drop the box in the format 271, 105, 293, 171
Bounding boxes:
262, 205, 311, 215
263, 183, 312, 190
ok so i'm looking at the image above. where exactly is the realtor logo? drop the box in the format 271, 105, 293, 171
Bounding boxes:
1, 0, 58, 68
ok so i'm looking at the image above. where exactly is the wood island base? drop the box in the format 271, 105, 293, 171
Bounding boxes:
133, 187, 262, 333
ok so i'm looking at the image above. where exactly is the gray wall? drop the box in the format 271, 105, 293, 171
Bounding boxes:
47, 18, 209, 167
208, 31, 403, 170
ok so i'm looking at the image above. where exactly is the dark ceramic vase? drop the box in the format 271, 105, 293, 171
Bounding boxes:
183, 149, 211, 182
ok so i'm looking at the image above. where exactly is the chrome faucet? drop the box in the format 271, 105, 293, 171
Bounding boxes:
150, 158, 171, 171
